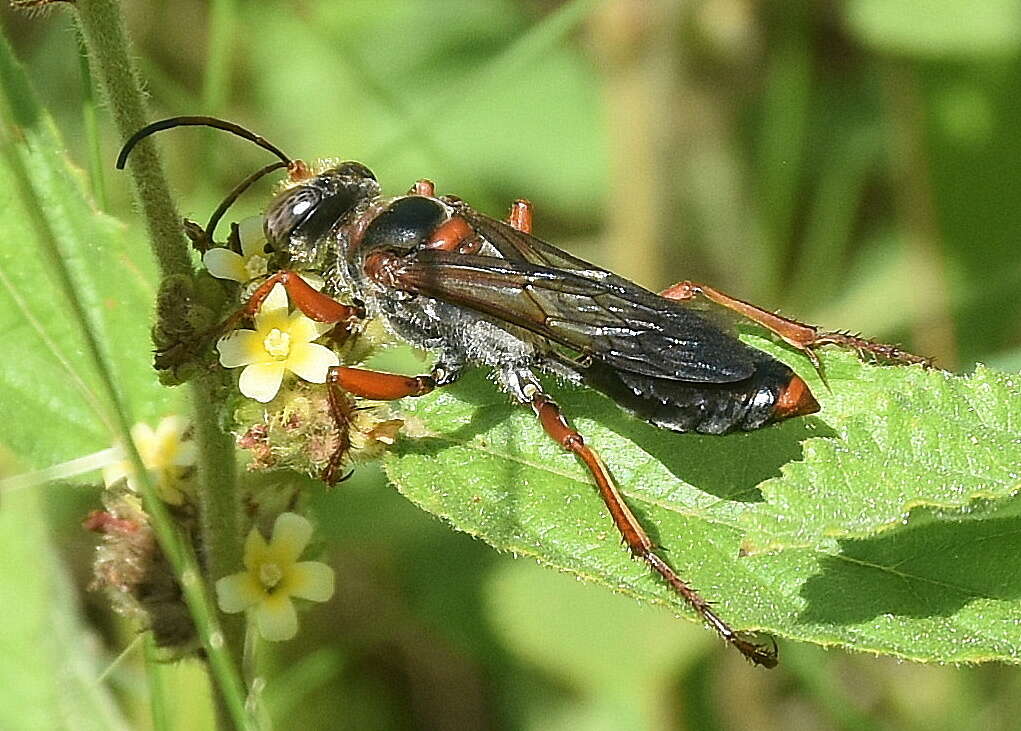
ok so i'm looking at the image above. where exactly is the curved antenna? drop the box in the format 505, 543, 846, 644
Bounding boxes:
116, 115, 292, 169
203, 160, 288, 242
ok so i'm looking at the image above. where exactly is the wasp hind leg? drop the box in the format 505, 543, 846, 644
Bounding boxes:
525, 384, 778, 668
659, 280, 933, 369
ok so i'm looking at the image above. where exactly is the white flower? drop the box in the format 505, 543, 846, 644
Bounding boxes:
216, 283, 339, 403
203, 216, 270, 283
102, 416, 197, 505
215, 513, 335, 642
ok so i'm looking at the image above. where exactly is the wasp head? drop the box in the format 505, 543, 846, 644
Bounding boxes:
263, 162, 380, 269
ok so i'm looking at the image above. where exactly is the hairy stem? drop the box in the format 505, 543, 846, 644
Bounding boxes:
72, 0, 247, 725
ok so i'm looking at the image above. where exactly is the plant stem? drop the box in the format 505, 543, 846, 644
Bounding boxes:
74, 0, 191, 279
70, 0, 248, 725
143, 633, 169, 731
189, 381, 243, 625
0, 103, 250, 729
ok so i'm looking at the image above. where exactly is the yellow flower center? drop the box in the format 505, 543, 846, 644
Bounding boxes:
263, 328, 291, 359
259, 562, 284, 590
244, 253, 269, 279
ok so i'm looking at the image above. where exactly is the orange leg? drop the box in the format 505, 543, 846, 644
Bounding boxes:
409, 178, 435, 196
530, 390, 777, 668
659, 280, 932, 368
508, 199, 533, 233
240, 270, 359, 323
209, 270, 362, 347
158, 270, 363, 370
328, 366, 437, 401
323, 365, 449, 484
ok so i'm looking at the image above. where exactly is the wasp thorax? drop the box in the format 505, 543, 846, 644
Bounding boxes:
358, 195, 448, 254
263, 163, 380, 268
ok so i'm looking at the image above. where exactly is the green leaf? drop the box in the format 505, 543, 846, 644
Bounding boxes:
0, 34, 173, 476
744, 352, 1021, 554
752, 498, 1021, 665
385, 343, 1021, 663
845, 0, 1021, 59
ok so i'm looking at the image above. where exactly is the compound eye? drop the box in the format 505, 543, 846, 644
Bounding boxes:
264, 187, 322, 244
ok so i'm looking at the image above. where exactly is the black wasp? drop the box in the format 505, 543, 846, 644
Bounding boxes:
118, 117, 928, 667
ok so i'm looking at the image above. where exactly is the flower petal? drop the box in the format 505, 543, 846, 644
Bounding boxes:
203, 248, 247, 282
130, 423, 157, 464
217, 330, 266, 368
286, 342, 339, 383
286, 310, 327, 344
102, 460, 130, 488
268, 512, 314, 564
254, 595, 298, 641
172, 441, 198, 467
151, 416, 188, 467
238, 216, 267, 257
216, 572, 265, 613
239, 362, 287, 402
243, 525, 270, 571
154, 415, 186, 442
285, 309, 336, 343
287, 561, 335, 603
254, 283, 289, 332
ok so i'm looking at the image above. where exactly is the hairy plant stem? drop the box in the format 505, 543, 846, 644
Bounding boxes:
72, 0, 247, 726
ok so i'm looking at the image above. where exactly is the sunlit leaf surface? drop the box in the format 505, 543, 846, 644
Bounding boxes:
0, 37, 171, 475
387, 343, 1021, 663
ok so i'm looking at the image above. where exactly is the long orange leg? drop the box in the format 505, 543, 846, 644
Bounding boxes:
328, 366, 438, 401
322, 365, 459, 483
529, 390, 777, 667
233, 270, 360, 325
507, 199, 774, 664
182, 270, 362, 353
659, 280, 932, 368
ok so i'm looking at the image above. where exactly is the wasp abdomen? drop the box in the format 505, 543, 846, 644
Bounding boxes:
580, 357, 818, 435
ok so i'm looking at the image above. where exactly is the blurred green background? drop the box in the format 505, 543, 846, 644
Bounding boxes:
3, 0, 1021, 729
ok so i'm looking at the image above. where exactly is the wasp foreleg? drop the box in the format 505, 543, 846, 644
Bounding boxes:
242, 270, 361, 323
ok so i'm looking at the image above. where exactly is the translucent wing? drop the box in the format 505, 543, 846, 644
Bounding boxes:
388, 245, 757, 384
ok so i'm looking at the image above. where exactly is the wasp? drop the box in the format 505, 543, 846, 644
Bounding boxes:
118, 117, 929, 667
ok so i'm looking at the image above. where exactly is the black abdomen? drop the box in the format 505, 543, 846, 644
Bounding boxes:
580, 354, 807, 435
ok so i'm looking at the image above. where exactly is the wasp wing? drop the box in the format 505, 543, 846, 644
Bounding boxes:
456, 206, 596, 270
389, 248, 756, 383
